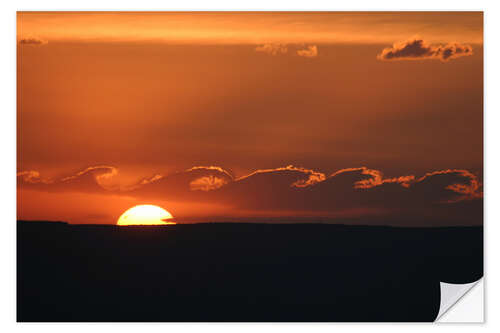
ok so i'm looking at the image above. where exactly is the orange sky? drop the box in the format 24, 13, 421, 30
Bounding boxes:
18, 12, 483, 44
17, 12, 483, 225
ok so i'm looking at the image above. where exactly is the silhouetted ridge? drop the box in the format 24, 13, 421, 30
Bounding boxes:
17, 222, 483, 322
18, 220, 68, 226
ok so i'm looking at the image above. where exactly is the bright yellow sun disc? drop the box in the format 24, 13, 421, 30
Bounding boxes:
117, 204, 175, 226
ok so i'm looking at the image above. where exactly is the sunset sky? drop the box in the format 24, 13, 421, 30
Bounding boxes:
17, 12, 483, 225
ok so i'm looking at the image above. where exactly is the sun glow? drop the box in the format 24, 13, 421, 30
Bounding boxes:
117, 204, 176, 226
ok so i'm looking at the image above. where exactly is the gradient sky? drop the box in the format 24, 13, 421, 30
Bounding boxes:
17, 12, 483, 225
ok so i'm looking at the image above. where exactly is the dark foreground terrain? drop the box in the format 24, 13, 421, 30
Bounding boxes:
17, 221, 483, 322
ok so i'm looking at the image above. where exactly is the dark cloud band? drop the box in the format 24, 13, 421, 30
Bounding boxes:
18, 164, 483, 224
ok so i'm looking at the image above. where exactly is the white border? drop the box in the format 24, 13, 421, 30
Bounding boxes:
9, 0, 488, 11
2, 0, 498, 332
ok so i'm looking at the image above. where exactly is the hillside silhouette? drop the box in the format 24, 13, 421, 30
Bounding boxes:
17, 221, 483, 322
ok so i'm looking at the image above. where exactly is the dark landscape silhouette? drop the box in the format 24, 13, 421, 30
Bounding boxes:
17, 220, 483, 322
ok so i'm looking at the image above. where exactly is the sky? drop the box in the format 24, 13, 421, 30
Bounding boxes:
17, 12, 483, 225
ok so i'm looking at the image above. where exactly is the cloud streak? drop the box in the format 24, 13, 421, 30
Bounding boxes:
377, 37, 473, 62
18, 37, 47, 46
255, 44, 318, 58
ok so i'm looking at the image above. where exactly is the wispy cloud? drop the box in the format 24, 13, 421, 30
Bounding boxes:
255, 43, 288, 55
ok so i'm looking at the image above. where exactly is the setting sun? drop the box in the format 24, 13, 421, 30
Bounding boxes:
117, 204, 175, 226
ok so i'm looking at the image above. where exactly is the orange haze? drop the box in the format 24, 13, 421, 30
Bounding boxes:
17, 12, 483, 225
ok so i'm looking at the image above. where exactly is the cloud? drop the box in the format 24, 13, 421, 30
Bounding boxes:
18, 37, 47, 46
17, 170, 46, 184
435, 43, 474, 61
255, 43, 288, 55
255, 44, 318, 58
18, 165, 482, 225
133, 165, 481, 224
297, 45, 318, 58
17, 166, 118, 193
138, 174, 164, 186
330, 167, 415, 189
377, 37, 473, 62
60, 166, 118, 187
186, 166, 233, 179
190, 175, 229, 191
236, 165, 325, 188
412, 169, 482, 203
130, 165, 234, 200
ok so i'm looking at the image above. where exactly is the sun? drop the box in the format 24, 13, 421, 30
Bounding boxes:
117, 204, 176, 226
